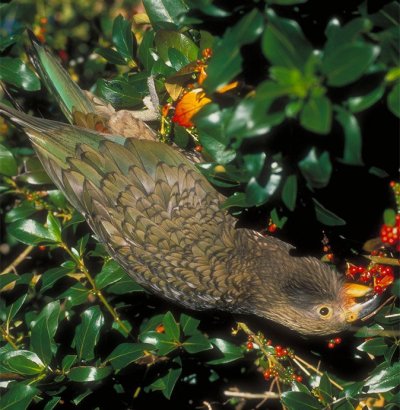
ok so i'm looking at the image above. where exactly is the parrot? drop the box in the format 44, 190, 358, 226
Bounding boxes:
0, 31, 380, 336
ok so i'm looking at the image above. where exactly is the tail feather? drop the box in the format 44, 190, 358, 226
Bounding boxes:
27, 30, 96, 123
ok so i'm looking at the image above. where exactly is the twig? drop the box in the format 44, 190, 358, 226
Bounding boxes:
224, 391, 279, 400
0, 245, 35, 275
294, 355, 343, 391
0, 325, 18, 349
361, 295, 396, 322
61, 242, 130, 335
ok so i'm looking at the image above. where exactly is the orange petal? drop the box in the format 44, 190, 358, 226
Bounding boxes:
172, 88, 211, 128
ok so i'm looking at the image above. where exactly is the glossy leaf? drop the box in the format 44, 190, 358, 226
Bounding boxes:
364, 362, 400, 393
348, 84, 385, 113
143, 0, 188, 30
73, 306, 104, 361
41, 266, 72, 292
0, 57, 40, 91
180, 314, 200, 336
18, 157, 52, 185
357, 337, 387, 356
313, 198, 346, 226
282, 175, 298, 211
246, 173, 282, 206
208, 338, 243, 364
5, 201, 37, 223
204, 9, 264, 92
112, 15, 136, 61
154, 30, 198, 65
95, 47, 126, 65
298, 149, 332, 189
30, 301, 61, 364
140, 331, 177, 356
300, 96, 332, 134
335, 107, 363, 166
146, 357, 182, 399
0, 383, 39, 410
1, 350, 45, 376
163, 311, 180, 341
96, 78, 143, 109
68, 366, 112, 382
0, 144, 17, 176
281, 391, 322, 409
8, 219, 57, 245
262, 10, 312, 69
95, 260, 126, 289
106, 343, 153, 371
183, 333, 213, 354
5, 294, 27, 323
137, 30, 156, 70
106, 273, 144, 294
322, 43, 379, 87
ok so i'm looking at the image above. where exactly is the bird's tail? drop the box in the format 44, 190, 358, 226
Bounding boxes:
27, 30, 96, 124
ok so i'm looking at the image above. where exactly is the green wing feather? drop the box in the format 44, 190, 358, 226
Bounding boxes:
27, 30, 96, 123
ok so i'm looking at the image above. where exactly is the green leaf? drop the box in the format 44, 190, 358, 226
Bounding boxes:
318, 373, 333, 403
106, 270, 144, 294
8, 219, 57, 245
208, 338, 243, 364
95, 47, 127, 65
183, 333, 213, 354
357, 337, 388, 356
18, 157, 52, 185
43, 397, 61, 410
154, 30, 198, 65
180, 314, 200, 336
106, 343, 153, 371
204, 9, 264, 93
62, 355, 77, 372
347, 84, 385, 112
0, 57, 40, 91
246, 173, 282, 206
335, 107, 363, 166
392, 279, 400, 298
96, 78, 143, 109
138, 30, 156, 70
95, 260, 126, 290
46, 212, 62, 243
281, 391, 322, 410
73, 306, 104, 361
0, 144, 18, 176
355, 324, 384, 338
322, 43, 379, 87
30, 301, 61, 364
298, 149, 332, 189
0, 383, 39, 410
143, 0, 188, 30
387, 82, 400, 118
67, 366, 112, 382
300, 96, 332, 134
0, 273, 18, 290
41, 266, 72, 292
1, 350, 45, 376
282, 175, 298, 211
145, 357, 182, 399
112, 15, 136, 61
163, 311, 180, 341
312, 198, 346, 226
364, 362, 400, 393
5, 294, 27, 324
140, 331, 178, 356
221, 192, 249, 209
5, 201, 37, 223
262, 10, 313, 69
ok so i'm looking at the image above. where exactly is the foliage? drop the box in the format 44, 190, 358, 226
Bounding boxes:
0, 0, 399, 409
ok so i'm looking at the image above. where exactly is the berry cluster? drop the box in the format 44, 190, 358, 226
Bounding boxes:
327, 337, 342, 349
347, 262, 395, 295
380, 214, 399, 249
245, 335, 303, 385
33, 16, 48, 43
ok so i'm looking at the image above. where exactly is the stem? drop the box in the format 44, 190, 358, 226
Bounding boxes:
60, 242, 130, 335
0, 325, 18, 349
224, 391, 279, 400
0, 245, 35, 275
366, 256, 400, 266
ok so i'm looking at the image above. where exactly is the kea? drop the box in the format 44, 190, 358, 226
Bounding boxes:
0, 32, 380, 336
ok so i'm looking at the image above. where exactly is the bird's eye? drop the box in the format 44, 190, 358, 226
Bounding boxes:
318, 306, 332, 319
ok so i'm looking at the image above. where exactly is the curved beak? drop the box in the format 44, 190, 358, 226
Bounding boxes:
343, 283, 382, 322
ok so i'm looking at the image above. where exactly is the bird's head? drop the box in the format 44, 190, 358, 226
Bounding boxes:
251, 255, 381, 336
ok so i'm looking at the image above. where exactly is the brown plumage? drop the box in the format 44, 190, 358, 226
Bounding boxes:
0, 33, 380, 335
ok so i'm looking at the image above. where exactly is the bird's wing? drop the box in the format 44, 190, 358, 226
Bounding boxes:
65, 139, 252, 309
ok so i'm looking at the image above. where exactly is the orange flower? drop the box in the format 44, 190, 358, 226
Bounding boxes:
172, 88, 211, 128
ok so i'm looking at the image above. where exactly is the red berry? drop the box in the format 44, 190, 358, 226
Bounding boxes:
247, 341, 254, 350
334, 337, 342, 344
296, 375, 303, 383
374, 285, 383, 295
268, 223, 277, 233
275, 345, 282, 352
155, 324, 165, 333
194, 145, 203, 152
38, 245, 46, 251
202, 48, 213, 59
281, 349, 288, 356
263, 370, 271, 380
328, 342, 335, 349
327, 253, 334, 261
